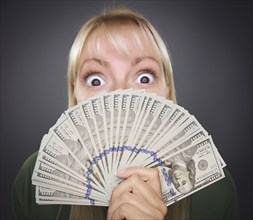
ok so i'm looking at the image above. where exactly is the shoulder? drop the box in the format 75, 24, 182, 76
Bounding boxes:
189, 167, 239, 220
11, 152, 38, 219
19, 151, 38, 173
12, 151, 38, 189
12, 151, 38, 190
11, 151, 70, 220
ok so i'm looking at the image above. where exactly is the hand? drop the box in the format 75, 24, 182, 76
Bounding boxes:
107, 167, 167, 220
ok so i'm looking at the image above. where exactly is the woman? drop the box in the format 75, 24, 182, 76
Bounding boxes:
11, 7, 239, 220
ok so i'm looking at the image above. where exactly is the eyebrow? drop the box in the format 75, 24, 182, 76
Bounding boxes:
80, 56, 159, 70
132, 56, 159, 66
81, 58, 108, 67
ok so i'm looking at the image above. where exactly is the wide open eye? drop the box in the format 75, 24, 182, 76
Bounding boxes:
86, 75, 105, 87
135, 72, 156, 84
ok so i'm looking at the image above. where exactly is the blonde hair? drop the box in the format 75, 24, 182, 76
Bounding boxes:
67, 7, 188, 220
67, 7, 176, 107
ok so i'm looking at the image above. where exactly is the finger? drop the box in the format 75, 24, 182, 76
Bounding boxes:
116, 166, 162, 196
108, 191, 164, 220
110, 174, 167, 216
111, 174, 153, 201
109, 203, 148, 220
116, 166, 158, 179
107, 200, 166, 220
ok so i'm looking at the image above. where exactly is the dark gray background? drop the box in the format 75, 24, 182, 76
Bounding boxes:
1, 0, 252, 220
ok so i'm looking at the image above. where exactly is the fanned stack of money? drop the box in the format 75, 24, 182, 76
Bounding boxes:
32, 89, 226, 206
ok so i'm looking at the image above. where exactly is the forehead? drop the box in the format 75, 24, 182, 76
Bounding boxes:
81, 22, 161, 61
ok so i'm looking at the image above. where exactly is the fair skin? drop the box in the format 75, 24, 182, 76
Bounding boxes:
74, 23, 169, 219
74, 23, 169, 101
